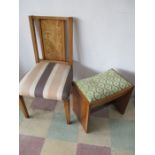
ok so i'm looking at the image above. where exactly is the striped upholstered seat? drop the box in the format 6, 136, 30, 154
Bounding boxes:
19, 61, 73, 100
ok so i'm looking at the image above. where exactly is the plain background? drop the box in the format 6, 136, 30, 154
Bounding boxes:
1, 0, 155, 155
19, 0, 135, 85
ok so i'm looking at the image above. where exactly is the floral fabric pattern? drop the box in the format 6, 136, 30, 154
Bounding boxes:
75, 69, 132, 103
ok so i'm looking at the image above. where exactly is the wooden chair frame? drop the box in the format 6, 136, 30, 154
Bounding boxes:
19, 16, 73, 124
29, 16, 73, 64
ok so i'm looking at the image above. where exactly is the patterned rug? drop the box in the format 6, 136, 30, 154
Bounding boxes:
19, 97, 135, 155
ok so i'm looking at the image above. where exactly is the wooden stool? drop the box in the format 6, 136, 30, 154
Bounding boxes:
72, 69, 134, 133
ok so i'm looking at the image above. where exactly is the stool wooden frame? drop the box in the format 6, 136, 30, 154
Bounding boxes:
19, 16, 73, 124
72, 82, 134, 132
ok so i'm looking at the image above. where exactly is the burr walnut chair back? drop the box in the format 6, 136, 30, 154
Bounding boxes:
29, 16, 73, 65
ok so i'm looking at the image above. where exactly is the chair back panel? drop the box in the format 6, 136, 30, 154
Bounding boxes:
29, 16, 73, 65
40, 19, 66, 61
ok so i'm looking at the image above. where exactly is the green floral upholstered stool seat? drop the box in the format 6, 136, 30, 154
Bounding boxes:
72, 69, 134, 133
75, 69, 132, 103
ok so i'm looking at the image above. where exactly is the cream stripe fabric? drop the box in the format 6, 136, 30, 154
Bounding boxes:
19, 63, 39, 88
47, 65, 70, 100
43, 64, 60, 99
19, 62, 48, 96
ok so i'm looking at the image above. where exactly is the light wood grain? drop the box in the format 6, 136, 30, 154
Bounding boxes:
19, 96, 29, 118
29, 16, 73, 64
38, 19, 45, 59
29, 16, 40, 63
64, 99, 70, 124
32, 16, 67, 20
67, 17, 73, 65
40, 19, 66, 61
72, 82, 134, 133
72, 84, 90, 132
113, 88, 133, 114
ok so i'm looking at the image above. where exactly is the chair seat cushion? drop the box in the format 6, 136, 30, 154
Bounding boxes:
75, 69, 132, 103
19, 61, 73, 100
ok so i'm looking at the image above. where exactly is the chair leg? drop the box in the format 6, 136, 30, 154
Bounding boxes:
64, 99, 70, 124
19, 96, 29, 118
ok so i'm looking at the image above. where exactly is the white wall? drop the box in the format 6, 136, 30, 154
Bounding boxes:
20, 0, 135, 84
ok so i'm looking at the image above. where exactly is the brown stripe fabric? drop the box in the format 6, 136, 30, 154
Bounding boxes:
34, 63, 55, 97
62, 67, 73, 100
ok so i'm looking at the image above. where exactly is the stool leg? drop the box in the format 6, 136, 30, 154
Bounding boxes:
64, 99, 70, 124
19, 96, 29, 118
72, 86, 90, 133
80, 101, 90, 133
113, 90, 133, 114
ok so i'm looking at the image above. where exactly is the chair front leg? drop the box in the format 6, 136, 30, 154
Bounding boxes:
64, 99, 70, 124
19, 96, 29, 118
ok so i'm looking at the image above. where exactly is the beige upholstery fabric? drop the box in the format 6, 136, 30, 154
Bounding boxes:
19, 61, 73, 100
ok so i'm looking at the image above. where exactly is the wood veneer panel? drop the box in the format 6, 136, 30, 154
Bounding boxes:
40, 19, 66, 61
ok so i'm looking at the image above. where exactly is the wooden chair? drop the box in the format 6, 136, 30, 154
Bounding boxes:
19, 16, 73, 124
